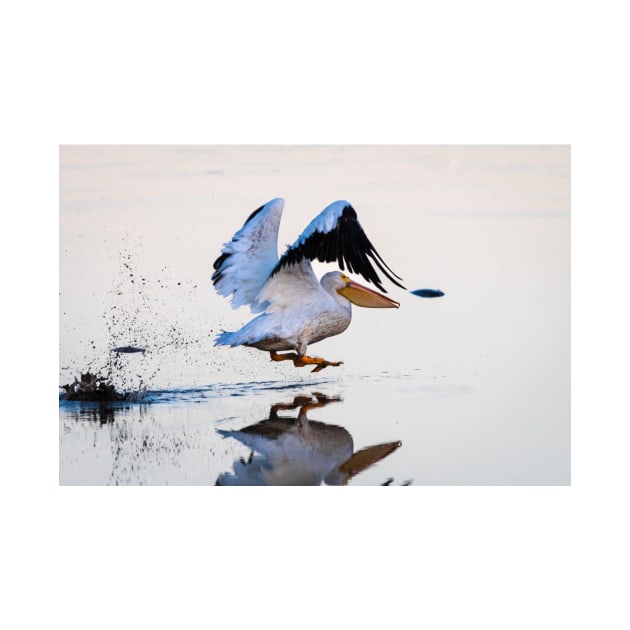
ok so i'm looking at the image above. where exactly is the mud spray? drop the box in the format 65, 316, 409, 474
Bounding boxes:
60, 233, 224, 401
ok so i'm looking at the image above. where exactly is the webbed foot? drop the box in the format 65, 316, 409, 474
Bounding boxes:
269, 351, 343, 372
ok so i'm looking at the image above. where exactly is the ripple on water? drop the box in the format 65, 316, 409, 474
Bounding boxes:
59, 376, 339, 407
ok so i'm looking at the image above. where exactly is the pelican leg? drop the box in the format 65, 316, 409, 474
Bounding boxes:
269, 351, 343, 373
269, 350, 300, 363
293, 355, 344, 373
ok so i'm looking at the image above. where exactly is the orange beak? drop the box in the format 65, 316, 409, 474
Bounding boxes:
338, 279, 400, 308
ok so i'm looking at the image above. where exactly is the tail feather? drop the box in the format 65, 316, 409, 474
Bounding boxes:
214, 331, 237, 347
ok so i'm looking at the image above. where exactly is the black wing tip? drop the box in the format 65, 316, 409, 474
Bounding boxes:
212, 252, 232, 285
341, 203, 356, 216
367, 275, 406, 293
272, 201, 406, 291
213, 252, 231, 271
375, 263, 406, 290
244, 204, 266, 225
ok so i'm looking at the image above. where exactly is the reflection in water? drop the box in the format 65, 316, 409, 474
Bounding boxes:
216, 393, 401, 486
63, 402, 142, 426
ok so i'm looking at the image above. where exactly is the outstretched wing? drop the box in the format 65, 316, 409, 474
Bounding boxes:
212, 198, 284, 312
272, 201, 405, 292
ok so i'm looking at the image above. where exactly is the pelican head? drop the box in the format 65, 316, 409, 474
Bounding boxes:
321, 271, 400, 309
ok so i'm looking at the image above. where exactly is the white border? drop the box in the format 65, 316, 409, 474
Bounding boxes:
5, 1, 629, 628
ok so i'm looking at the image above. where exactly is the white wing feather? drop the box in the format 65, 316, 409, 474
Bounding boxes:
212, 198, 284, 313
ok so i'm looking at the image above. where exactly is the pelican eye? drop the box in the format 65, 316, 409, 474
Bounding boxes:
340, 273, 349, 282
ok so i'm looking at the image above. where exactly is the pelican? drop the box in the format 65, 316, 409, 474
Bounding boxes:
212, 198, 405, 371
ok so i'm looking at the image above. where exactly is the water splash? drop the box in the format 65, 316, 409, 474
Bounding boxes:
60, 232, 224, 394
60, 371, 146, 402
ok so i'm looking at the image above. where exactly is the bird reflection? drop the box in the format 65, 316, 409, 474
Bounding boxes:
216, 393, 401, 485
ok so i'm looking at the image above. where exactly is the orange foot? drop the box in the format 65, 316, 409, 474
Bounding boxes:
269, 351, 343, 373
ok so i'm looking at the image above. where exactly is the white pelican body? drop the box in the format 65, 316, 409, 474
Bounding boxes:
213, 198, 404, 371
216, 265, 352, 355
